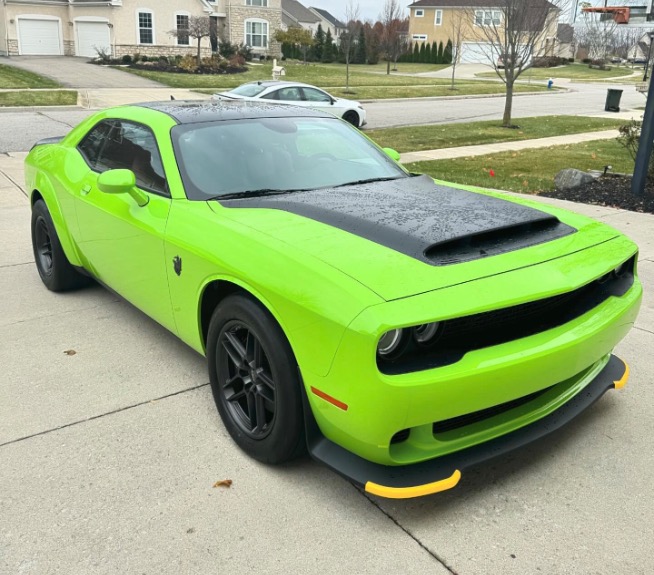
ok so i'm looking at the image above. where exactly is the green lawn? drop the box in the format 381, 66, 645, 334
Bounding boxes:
0, 64, 61, 89
0, 90, 78, 107
477, 63, 636, 81
126, 62, 545, 98
405, 140, 634, 193
367, 116, 625, 153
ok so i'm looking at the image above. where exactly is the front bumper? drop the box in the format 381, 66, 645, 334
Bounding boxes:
306, 355, 629, 499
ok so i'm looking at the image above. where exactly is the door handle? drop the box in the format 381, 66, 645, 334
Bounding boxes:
80, 184, 91, 196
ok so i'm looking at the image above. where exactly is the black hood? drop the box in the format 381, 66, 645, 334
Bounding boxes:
221, 175, 575, 266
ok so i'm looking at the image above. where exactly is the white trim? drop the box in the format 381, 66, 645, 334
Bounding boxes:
16, 15, 64, 56
434, 10, 442, 26
412, 34, 428, 41
136, 8, 155, 45
244, 18, 269, 50
415, 9, 424, 17
174, 11, 191, 46
246, 0, 269, 6
474, 10, 502, 27
74, 17, 112, 57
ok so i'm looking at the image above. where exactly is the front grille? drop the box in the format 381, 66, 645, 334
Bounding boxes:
378, 255, 636, 375
432, 387, 552, 435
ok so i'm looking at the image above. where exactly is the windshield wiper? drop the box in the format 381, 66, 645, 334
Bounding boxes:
331, 176, 405, 189
210, 188, 309, 201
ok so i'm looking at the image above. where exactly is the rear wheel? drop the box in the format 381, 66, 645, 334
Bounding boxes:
343, 111, 360, 127
207, 294, 305, 463
31, 199, 88, 292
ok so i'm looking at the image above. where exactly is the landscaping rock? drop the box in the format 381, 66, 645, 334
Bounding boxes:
554, 168, 595, 191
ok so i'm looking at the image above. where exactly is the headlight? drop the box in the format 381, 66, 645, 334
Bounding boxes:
377, 329, 404, 357
413, 322, 441, 345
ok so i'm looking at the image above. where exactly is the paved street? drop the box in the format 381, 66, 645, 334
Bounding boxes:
1, 149, 653, 574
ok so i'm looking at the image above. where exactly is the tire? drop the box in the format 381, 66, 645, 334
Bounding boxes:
343, 111, 360, 127
31, 199, 89, 292
207, 294, 305, 464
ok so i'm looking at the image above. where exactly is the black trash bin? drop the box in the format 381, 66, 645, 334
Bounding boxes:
605, 88, 623, 112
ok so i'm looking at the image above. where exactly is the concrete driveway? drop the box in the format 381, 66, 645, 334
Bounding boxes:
1, 153, 653, 574
0, 55, 162, 88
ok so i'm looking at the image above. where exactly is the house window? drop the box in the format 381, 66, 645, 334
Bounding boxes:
412, 34, 427, 41
176, 14, 189, 45
415, 9, 424, 17
246, 0, 268, 6
435, 10, 442, 25
246, 20, 269, 48
474, 10, 502, 26
138, 11, 153, 44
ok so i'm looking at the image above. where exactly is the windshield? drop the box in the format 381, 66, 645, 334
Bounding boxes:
227, 84, 268, 97
172, 117, 408, 200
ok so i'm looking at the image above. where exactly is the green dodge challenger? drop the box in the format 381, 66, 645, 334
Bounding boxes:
26, 101, 641, 499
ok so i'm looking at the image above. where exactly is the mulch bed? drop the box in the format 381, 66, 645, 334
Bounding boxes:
539, 174, 654, 214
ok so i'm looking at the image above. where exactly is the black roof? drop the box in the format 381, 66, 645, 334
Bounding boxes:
135, 100, 332, 124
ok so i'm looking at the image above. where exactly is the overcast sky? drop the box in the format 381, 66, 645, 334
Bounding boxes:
306, 1, 408, 23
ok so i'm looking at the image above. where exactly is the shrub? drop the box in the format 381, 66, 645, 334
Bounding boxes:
178, 54, 198, 72
617, 120, 654, 178
121, 54, 133, 65
158, 55, 169, 64
532, 56, 568, 68
582, 57, 591, 64
132, 53, 141, 63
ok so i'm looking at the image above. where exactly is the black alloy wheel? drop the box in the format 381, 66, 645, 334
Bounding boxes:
218, 321, 277, 439
207, 294, 305, 463
34, 216, 54, 276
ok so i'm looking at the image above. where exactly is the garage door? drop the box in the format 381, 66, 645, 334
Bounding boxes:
459, 42, 493, 64
76, 21, 111, 58
17, 18, 62, 55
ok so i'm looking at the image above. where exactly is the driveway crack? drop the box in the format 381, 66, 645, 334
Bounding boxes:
356, 486, 460, 574
0, 383, 210, 450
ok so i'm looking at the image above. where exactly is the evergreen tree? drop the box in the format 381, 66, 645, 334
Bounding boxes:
438, 41, 444, 63
322, 28, 334, 63
444, 39, 453, 64
424, 42, 431, 64
413, 42, 420, 62
419, 42, 426, 63
354, 28, 367, 64
431, 41, 438, 63
312, 24, 325, 62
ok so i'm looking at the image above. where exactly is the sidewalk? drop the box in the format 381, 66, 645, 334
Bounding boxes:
399, 129, 621, 163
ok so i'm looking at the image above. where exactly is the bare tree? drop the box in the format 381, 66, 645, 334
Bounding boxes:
380, 0, 404, 75
169, 16, 212, 67
465, 0, 562, 127
449, 10, 466, 90
341, 1, 361, 92
576, 3, 618, 62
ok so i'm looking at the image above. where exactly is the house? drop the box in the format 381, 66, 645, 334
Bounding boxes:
556, 23, 575, 59
0, 0, 283, 58
308, 7, 346, 44
407, 0, 559, 64
281, 0, 319, 33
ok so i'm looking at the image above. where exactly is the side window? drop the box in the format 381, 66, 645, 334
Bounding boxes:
260, 90, 279, 100
96, 121, 168, 195
77, 120, 115, 168
276, 87, 302, 101
301, 88, 332, 102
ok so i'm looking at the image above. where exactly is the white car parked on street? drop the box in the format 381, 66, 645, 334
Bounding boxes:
212, 81, 367, 128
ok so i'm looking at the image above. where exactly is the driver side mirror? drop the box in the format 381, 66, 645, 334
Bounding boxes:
383, 148, 401, 162
97, 169, 149, 207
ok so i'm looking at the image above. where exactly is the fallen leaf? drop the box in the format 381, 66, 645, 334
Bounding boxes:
489, 169, 496, 177
63, 350, 77, 356
591, 152, 597, 159
523, 180, 529, 187
213, 479, 233, 489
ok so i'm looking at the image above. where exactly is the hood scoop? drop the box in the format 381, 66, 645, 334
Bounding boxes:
221, 175, 576, 266
425, 217, 569, 265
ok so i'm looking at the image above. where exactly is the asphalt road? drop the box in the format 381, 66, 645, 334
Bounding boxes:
0, 81, 644, 152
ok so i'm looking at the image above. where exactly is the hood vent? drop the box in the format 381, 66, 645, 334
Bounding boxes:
425, 217, 574, 266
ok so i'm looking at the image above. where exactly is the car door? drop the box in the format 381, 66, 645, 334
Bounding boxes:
298, 86, 335, 115
262, 86, 306, 108
74, 119, 176, 332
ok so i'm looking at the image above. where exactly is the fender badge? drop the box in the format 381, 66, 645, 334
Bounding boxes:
173, 255, 182, 276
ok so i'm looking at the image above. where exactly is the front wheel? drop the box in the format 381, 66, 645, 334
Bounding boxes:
207, 294, 305, 464
342, 111, 360, 127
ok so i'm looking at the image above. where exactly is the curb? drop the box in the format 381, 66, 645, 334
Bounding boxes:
359, 88, 569, 104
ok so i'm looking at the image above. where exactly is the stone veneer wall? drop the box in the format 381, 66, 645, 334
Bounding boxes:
113, 44, 212, 58
7, 40, 19, 55
64, 41, 75, 56
227, 4, 282, 57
